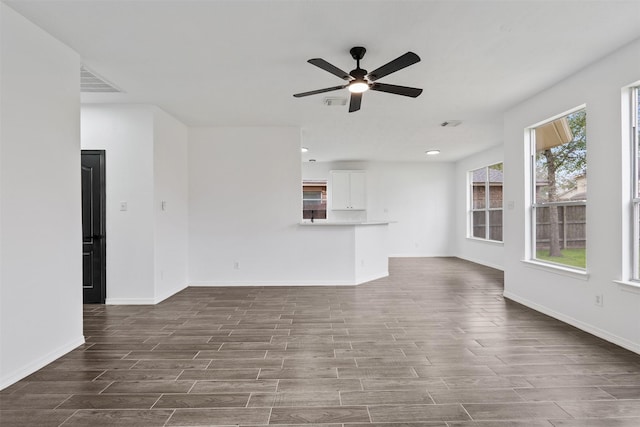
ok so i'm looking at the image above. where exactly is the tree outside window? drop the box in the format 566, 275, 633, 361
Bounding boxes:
532, 109, 587, 269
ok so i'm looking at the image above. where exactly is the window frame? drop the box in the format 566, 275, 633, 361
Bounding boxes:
528, 106, 587, 272
468, 162, 503, 243
631, 86, 640, 281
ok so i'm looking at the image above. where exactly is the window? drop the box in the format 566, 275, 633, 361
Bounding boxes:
469, 163, 503, 242
302, 180, 327, 221
632, 86, 640, 280
530, 108, 587, 270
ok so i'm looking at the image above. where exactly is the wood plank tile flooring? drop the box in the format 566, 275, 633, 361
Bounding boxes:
2, 257, 640, 426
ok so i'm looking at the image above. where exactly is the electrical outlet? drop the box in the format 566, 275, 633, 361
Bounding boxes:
233, 261, 240, 270
595, 294, 603, 307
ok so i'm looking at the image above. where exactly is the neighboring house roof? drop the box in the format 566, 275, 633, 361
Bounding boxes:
473, 168, 503, 184
557, 174, 587, 201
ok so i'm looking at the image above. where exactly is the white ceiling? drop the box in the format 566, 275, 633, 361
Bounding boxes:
5, 0, 640, 162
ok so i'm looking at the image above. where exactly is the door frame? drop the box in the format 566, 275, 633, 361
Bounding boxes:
82, 149, 106, 304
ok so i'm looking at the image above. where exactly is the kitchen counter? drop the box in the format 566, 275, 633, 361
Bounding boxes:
296, 220, 390, 284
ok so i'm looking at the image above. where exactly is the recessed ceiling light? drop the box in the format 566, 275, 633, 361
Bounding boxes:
425, 150, 441, 155
301, 147, 309, 152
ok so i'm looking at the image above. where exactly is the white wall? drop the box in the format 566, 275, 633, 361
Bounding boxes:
81, 104, 189, 304
454, 145, 504, 270
303, 161, 456, 257
188, 127, 380, 285
81, 105, 156, 303
153, 108, 189, 302
0, 4, 84, 389
503, 38, 640, 353
189, 127, 300, 284
354, 224, 390, 283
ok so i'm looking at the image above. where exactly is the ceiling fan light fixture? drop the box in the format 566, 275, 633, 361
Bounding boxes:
348, 80, 369, 93
293, 47, 422, 112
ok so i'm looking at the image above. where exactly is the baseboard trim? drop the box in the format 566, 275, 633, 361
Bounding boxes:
153, 283, 188, 304
455, 255, 504, 271
503, 291, 640, 355
0, 335, 85, 390
105, 297, 157, 305
188, 280, 358, 287
355, 271, 389, 285
389, 253, 454, 258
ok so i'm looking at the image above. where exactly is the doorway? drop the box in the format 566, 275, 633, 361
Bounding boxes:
81, 150, 106, 304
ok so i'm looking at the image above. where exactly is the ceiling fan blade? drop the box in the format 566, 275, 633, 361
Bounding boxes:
308, 58, 351, 80
349, 92, 362, 113
366, 52, 420, 81
370, 82, 423, 98
293, 85, 347, 98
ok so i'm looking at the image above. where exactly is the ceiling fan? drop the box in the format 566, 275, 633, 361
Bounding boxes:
293, 46, 423, 113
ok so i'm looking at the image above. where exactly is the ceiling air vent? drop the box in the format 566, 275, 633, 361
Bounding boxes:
81, 65, 122, 93
323, 97, 347, 106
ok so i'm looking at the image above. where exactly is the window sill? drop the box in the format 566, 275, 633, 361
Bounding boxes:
520, 259, 589, 281
613, 280, 640, 294
466, 237, 504, 246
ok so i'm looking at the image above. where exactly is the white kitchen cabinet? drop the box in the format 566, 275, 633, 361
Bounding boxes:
330, 170, 366, 210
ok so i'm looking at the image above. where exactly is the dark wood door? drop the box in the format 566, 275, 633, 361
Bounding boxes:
81, 150, 106, 304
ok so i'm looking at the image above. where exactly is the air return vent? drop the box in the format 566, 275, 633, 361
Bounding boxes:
323, 97, 347, 106
81, 65, 122, 93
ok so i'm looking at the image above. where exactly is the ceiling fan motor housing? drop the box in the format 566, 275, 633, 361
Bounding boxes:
350, 68, 367, 80
350, 46, 367, 61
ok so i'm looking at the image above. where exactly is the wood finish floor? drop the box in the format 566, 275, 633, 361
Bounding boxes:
2, 257, 640, 426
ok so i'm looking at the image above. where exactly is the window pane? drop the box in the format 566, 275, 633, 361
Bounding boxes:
636, 137, 640, 199
473, 185, 486, 209
534, 206, 549, 251
472, 211, 485, 238
489, 210, 502, 241
472, 167, 486, 209
473, 167, 487, 182
564, 205, 586, 248
488, 185, 502, 209
535, 205, 586, 269
534, 110, 587, 203
635, 202, 640, 280
636, 87, 640, 198
302, 182, 327, 220
488, 163, 503, 208
635, 88, 640, 279
532, 109, 586, 270
303, 191, 322, 201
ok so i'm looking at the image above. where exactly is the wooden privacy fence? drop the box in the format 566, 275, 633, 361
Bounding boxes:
535, 202, 586, 249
